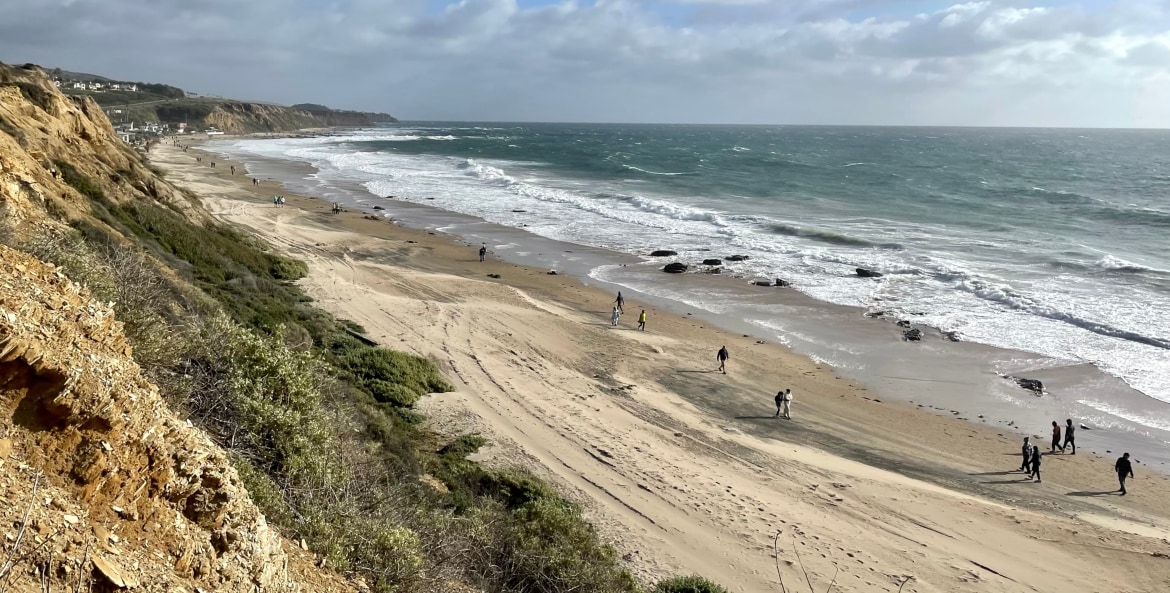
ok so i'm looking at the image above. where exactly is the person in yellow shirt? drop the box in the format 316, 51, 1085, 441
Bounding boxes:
637, 310, 647, 331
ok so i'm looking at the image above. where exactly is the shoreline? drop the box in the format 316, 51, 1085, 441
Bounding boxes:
153, 139, 1170, 592
199, 132, 1170, 469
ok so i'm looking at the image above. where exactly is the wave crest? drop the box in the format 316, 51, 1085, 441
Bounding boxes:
767, 223, 903, 250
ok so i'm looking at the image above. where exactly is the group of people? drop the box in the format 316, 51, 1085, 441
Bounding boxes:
272, 195, 286, 207
610, 292, 647, 331
1019, 419, 1136, 494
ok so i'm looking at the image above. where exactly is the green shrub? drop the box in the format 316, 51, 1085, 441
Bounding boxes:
485, 497, 639, 593
196, 316, 336, 482
230, 454, 294, 527
655, 575, 730, 593
326, 334, 452, 407
55, 160, 108, 203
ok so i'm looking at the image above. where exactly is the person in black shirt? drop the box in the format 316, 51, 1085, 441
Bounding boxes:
479, 243, 487, 262
717, 346, 729, 374
1115, 453, 1134, 495
1063, 418, 1076, 454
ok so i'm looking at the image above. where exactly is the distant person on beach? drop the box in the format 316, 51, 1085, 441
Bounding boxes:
615, 292, 625, 313
273, 196, 279, 207
1115, 452, 1134, 495
611, 306, 621, 327
1029, 447, 1042, 482
479, 243, 487, 262
211, 161, 215, 168
1051, 421, 1063, 453
637, 310, 646, 331
774, 390, 785, 418
252, 177, 258, 186
782, 388, 792, 419
230, 165, 235, 175
717, 345, 729, 374
1020, 436, 1033, 473
1063, 419, 1076, 454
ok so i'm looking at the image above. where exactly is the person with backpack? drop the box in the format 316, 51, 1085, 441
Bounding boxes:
717, 345, 729, 374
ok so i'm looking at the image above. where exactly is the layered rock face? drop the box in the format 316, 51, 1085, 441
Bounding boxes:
0, 246, 288, 592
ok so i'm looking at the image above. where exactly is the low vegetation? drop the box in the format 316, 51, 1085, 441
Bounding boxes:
1, 160, 731, 592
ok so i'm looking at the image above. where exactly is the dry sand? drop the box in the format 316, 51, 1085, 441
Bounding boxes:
153, 141, 1170, 593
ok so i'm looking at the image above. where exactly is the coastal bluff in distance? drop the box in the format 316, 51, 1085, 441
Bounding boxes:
45, 64, 396, 134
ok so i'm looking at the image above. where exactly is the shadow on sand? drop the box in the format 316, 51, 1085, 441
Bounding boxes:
675, 369, 717, 374
734, 415, 780, 421
1066, 491, 1117, 497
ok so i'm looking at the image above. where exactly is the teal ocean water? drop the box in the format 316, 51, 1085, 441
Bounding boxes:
214, 124, 1170, 432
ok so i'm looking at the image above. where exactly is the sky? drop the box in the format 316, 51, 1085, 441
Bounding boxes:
1, 0, 1169, 126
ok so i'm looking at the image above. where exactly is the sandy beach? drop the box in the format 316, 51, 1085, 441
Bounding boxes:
152, 141, 1170, 593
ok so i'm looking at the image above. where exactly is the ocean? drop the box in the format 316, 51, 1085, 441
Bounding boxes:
210, 124, 1170, 458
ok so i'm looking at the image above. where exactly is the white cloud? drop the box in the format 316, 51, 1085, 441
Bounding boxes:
0, 0, 1168, 126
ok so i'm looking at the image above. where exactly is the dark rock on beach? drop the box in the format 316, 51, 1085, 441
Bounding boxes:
663, 262, 688, 274
775, 278, 790, 287
903, 328, 923, 341
944, 331, 962, 342
856, 268, 883, 278
487, 273, 502, 279
702, 258, 723, 266
725, 254, 750, 262
1014, 377, 1044, 395
754, 280, 772, 287
650, 250, 678, 257
896, 320, 911, 328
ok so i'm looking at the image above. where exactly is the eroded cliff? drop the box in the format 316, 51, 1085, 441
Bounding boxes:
0, 61, 353, 593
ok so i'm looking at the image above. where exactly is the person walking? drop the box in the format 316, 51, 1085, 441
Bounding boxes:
1115, 452, 1134, 495
637, 310, 646, 331
774, 390, 785, 418
479, 243, 487, 262
782, 388, 793, 419
717, 345, 729, 374
1051, 421, 1063, 453
610, 306, 621, 327
1029, 447, 1042, 482
1020, 436, 1033, 473
1063, 419, 1076, 454
614, 292, 625, 314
